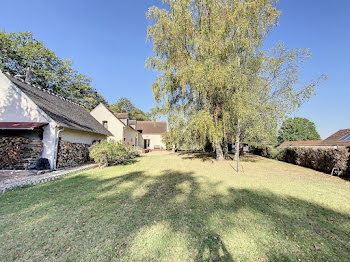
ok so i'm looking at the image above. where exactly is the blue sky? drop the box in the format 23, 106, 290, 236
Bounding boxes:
0, 0, 349, 139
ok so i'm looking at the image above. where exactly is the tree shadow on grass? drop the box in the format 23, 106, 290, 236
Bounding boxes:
1, 168, 349, 261
195, 232, 234, 262
239, 154, 261, 163
178, 151, 260, 164
178, 151, 216, 162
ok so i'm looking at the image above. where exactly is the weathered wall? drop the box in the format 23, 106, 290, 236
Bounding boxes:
0, 137, 43, 170
56, 140, 91, 168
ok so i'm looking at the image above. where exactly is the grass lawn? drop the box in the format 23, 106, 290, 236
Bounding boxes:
0, 152, 349, 261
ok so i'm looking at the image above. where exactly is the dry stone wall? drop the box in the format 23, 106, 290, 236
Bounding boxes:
57, 140, 91, 168
0, 137, 43, 170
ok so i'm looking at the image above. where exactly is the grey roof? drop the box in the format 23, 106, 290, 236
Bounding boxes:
4, 73, 111, 136
115, 113, 129, 119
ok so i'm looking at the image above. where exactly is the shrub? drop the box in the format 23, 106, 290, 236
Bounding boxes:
252, 145, 284, 160
89, 140, 140, 167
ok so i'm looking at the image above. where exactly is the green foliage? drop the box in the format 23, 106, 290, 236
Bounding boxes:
89, 140, 139, 166
131, 109, 151, 121
147, 0, 325, 161
278, 117, 321, 144
0, 31, 106, 110
109, 97, 150, 121
161, 114, 186, 150
253, 145, 284, 160
110, 97, 136, 113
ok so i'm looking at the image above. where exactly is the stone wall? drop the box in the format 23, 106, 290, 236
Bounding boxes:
56, 140, 91, 168
0, 137, 43, 170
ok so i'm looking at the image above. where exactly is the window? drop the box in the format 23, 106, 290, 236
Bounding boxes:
102, 121, 108, 129
339, 133, 350, 141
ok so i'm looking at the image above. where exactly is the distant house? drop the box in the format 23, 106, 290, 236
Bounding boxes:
319, 129, 350, 147
0, 70, 111, 169
90, 104, 140, 147
136, 121, 167, 150
278, 140, 323, 148
90, 103, 167, 150
279, 129, 350, 148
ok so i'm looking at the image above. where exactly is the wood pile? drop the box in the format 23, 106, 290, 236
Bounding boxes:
57, 140, 91, 168
0, 137, 43, 170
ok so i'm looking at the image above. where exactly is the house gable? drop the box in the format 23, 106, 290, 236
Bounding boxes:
3, 73, 110, 136
90, 103, 125, 141
1, 71, 109, 169
0, 71, 54, 124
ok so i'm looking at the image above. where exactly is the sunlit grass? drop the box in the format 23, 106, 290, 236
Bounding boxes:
0, 152, 349, 261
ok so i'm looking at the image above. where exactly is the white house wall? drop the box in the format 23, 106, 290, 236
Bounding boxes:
141, 134, 166, 149
123, 127, 139, 147
59, 128, 106, 145
90, 104, 124, 142
0, 72, 58, 168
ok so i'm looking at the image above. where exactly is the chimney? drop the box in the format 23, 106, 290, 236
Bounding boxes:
25, 67, 32, 82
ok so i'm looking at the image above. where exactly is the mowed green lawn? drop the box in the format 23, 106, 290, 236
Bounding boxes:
0, 152, 349, 262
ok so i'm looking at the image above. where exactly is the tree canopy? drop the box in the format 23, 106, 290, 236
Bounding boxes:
278, 117, 321, 144
147, 0, 325, 166
109, 97, 150, 121
0, 31, 106, 110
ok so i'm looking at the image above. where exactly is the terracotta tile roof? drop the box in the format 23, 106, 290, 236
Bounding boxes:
129, 120, 137, 125
136, 121, 167, 134
0, 122, 48, 129
279, 140, 323, 147
319, 129, 350, 146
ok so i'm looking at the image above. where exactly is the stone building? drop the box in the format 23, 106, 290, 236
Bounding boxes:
0, 70, 111, 169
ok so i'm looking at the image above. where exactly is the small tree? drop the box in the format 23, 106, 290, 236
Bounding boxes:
278, 117, 321, 144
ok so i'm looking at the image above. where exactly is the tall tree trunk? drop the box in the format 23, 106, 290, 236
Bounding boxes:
215, 141, 224, 161
222, 141, 228, 159
234, 121, 241, 172
214, 104, 224, 161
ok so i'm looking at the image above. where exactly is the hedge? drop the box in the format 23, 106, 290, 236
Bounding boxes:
252, 145, 350, 176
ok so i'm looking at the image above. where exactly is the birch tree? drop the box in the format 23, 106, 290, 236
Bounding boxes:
147, 0, 324, 163
147, 0, 280, 160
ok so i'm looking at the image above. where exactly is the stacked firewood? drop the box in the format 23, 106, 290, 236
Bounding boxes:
0, 137, 43, 170
56, 140, 90, 168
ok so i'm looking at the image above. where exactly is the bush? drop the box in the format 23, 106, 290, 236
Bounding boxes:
89, 140, 140, 167
253, 145, 350, 176
252, 145, 284, 160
